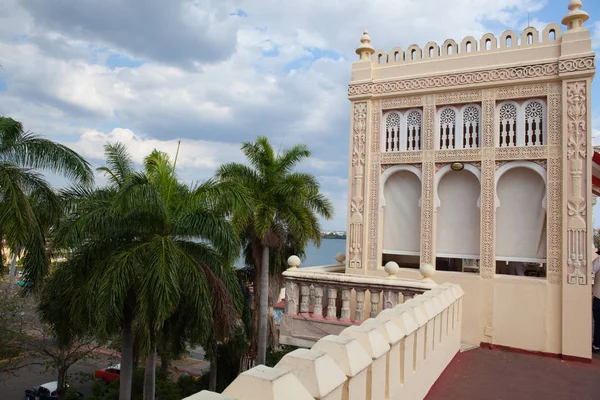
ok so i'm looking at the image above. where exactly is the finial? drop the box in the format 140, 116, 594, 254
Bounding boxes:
355, 29, 375, 61
562, 0, 589, 31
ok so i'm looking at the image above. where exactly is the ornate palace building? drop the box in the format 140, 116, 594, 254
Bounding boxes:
189, 3, 598, 400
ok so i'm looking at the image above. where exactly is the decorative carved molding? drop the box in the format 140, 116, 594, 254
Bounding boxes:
381, 96, 423, 110
566, 82, 588, 285
436, 90, 482, 105
548, 92, 562, 146
480, 98, 496, 280
495, 146, 548, 160
547, 155, 562, 284
495, 84, 548, 100
559, 56, 596, 74
435, 148, 482, 162
348, 61, 566, 97
423, 100, 436, 151
381, 151, 423, 164
349, 102, 368, 269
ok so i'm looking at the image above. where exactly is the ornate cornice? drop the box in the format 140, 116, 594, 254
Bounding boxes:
348, 57, 595, 97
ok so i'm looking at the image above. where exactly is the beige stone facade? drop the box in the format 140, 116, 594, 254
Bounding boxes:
345, 1, 595, 359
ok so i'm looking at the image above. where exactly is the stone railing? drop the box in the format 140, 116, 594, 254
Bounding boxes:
279, 256, 438, 347
184, 283, 464, 400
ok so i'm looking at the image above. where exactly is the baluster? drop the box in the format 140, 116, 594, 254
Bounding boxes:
355, 289, 365, 323
340, 289, 351, 322
439, 127, 444, 149
326, 287, 338, 320
300, 284, 310, 316
285, 281, 299, 315
451, 125, 456, 149
311, 285, 323, 319
511, 121, 517, 146
383, 291, 399, 309
532, 120, 538, 145
370, 290, 381, 318
417, 127, 421, 150
539, 119, 544, 145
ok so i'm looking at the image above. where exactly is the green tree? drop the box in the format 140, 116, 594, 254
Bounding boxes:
52, 144, 245, 400
0, 117, 92, 288
217, 136, 333, 365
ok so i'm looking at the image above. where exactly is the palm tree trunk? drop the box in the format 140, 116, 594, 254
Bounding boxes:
256, 245, 270, 365
119, 303, 134, 400
143, 350, 156, 400
8, 253, 17, 294
57, 367, 67, 400
209, 345, 218, 392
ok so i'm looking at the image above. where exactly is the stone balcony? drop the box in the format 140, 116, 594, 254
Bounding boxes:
279, 256, 438, 347
185, 282, 464, 400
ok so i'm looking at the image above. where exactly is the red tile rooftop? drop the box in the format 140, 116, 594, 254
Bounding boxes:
426, 347, 600, 400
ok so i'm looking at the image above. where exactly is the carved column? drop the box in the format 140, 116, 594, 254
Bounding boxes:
312, 286, 324, 319
420, 95, 436, 266
564, 81, 589, 285
479, 89, 496, 279
355, 289, 366, 323
300, 284, 310, 316
367, 100, 381, 270
284, 281, 299, 315
347, 102, 368, 271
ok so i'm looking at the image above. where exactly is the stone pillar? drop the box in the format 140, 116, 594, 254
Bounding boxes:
420, 95, 437, 266
559, 0, 595, 359
480, 89, 496, 280
346, 101, 369, 273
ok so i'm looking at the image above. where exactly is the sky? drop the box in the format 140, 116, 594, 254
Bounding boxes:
0, 0, 599, 231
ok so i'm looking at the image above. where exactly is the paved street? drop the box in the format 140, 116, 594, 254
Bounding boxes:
1, 354, 117, 400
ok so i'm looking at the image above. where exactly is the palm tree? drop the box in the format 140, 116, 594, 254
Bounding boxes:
51, 144, 245, 400
217, 136, 333, 365
0, 116, 92, 288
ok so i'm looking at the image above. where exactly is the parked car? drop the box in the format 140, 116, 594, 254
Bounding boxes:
25, 381, 83, 400
95, 363, 121, 383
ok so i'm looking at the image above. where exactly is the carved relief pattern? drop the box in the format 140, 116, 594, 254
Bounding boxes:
566, 82, 588, 285
480, 159, 496, 279
548, 93, 561, 146
368, 101, 381, 269
349, 62, 562, 97
558, 56, 596, 73
436, 90, 482, 105
381, 96, 423, 110
495, 146, 548, 160
349, 102, 368, 269
547, 89, 562, 284
479, 95, 496, 279
547, 156, 562, 284
423, 99, 436, 151
381, 151, 423, 164
421, 152, 435, 265
496, 84, 548, 100
435, 148, 482, 162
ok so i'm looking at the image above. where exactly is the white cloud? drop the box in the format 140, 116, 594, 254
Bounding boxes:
0, 0, 576, 231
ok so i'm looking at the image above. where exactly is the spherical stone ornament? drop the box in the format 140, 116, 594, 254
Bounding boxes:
420, 263, 436, 281
384, 261, 400, 278
335, 253, 346, 264
287, 255, 301, 269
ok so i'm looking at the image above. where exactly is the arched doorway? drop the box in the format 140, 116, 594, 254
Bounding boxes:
382, 168, 422, 268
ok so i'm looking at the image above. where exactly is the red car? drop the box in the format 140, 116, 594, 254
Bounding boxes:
95, 364, 120, 383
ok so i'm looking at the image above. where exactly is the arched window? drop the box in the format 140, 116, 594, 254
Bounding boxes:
394, 51, 399, 63
447, 44, 453, 55
496, 164, 547, 263
486, 39, 492, 50
524, 100, 545, 145
438, 108, 457, 150
496, 99, 546, 147
461, 105, 480, 149
429, 47, 434, 58
382, 170, 422, 256
506, 36, 512, 47
498, 102, 518, 147
549, 29, 556, 41
405, 110, 422, 151
466, 42, 472, 52
378, 54, 383, 64
527, 32, 533, 45
385, 112, 401, 152
411, 49, 416, 60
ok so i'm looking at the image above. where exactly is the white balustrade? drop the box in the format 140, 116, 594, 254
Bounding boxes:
189, 283, 465, 400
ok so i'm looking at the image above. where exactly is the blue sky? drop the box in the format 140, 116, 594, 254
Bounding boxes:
0, 0, 599, 230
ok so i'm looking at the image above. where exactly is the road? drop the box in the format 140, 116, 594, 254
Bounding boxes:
1, 353, 117, 400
